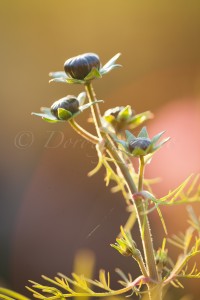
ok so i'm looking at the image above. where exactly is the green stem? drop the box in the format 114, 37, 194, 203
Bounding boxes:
123, 211, 137, 232
69, 119, 99, 144
85, 83, 102, 138
85, 82, 160, 299
134, 253, 149, 278
138, 156, 145, 192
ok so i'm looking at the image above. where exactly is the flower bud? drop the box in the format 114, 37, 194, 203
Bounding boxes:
105, 106, 124, 118
120, 247, 133, 257
51, 95, 79, 119
64, 53, 101, 80
128, 138, 151, 153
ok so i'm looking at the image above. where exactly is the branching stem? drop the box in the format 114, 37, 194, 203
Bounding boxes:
85, 81, 160, 300
69, 119, 99, 144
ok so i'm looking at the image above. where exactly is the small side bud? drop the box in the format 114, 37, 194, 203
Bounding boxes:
111, 226, 140, 258
51, 95, 79, 119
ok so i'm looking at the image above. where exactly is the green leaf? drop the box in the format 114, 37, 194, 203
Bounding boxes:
84, 67, 102, 81
138, 127, 149, 138
57, 108, 72, 120
0, 288, 30, 300
164, 235, 200, 285
140, 190, 155, 201
27, 271, 142, 299
187, 206, 200, 233
99, 270, 110, 290
117, 105, 132, 121
125, 130, 136, 143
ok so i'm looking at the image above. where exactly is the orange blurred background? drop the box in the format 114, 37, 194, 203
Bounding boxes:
1, 1, 200, 299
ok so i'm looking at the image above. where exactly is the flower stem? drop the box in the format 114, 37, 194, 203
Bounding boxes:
85, 82, 102, 138
85, 82, 160, 299
69, 119, 99, 144
138, 156, 145, 192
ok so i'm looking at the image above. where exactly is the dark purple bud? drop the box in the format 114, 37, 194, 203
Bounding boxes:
128, 138, 151, 152
64, 53, 101, 80
51, 95, 79, 118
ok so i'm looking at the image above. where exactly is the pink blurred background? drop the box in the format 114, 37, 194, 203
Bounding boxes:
1, 1, 200, 299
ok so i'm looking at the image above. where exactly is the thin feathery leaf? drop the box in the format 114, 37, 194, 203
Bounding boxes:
186, 174, 200, 197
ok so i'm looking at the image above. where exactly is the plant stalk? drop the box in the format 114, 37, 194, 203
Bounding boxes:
85, 81, 161, 299
138, 156, 145, 192
69, 119, 99, 144
84, 83, 102, 138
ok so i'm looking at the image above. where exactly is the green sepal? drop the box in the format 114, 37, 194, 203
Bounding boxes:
117, 105, 132, 121
100, 53, 121, 74
84, 67, 102, 81
112, 132, 129, 150
77, 92, 86, 106
151, 131, 165, 144
32, 108, 60, 123
125, 130, 136, 143
32, 112, 59, 123
131, 147, 147, 157
42, 117, 60, 123
138, 127, 149, 138
100, 64, 122, 75
49, 71, 85, 84
153, 137, 170, 151
80, 100, 104, 112
57, 108, 72, 120
104, 115, 115, 124
66, 78, 85, 84
49, 71, 67, 79
49, 77, 68, 83
115, 139, 129, 151
145, 143, 154, 153
32, 100, 103, 124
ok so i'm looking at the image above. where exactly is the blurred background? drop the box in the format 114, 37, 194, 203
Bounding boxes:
1, 0, 200, 299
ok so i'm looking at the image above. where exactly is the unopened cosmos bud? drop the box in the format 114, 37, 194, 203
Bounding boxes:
128, 138, 151, 152
64, 53, 101, 80
51, 95, 79, 119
